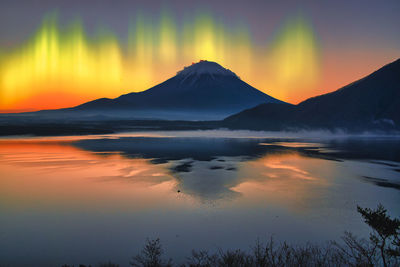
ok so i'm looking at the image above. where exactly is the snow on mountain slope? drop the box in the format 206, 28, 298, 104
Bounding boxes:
177, 60, 237, 77
71, 60, 286, 120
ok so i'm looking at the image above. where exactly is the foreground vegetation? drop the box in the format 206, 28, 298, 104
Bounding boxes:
59, 205, 400, 266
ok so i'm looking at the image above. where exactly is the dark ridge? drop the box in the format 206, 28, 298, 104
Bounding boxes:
224, 58, 400, 131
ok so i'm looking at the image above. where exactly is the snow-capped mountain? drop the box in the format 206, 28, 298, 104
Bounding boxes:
74, 60, 285, 120
177, 60, 237, 78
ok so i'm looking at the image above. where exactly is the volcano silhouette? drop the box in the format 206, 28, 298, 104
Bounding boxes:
73, 60, 285, 120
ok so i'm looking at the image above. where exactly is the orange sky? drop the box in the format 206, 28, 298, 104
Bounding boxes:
0, 11, 398, 112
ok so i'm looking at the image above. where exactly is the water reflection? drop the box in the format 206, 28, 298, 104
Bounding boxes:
1, 135, 399, 206
71, 137, 330, 202
72, 136, 400, 194
1, 133, 400, 266
0, 140, 177, 211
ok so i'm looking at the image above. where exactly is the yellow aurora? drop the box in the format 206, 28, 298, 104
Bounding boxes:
0, 11, 320, 111
266, 14, 320, 101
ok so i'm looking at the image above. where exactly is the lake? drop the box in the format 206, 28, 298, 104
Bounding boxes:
0, 130, 399, 266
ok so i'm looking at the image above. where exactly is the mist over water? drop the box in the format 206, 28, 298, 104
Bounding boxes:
0, 130, 399, 266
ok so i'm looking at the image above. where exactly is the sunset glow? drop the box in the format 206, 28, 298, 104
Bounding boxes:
0, 10, 323, 111
0, 6, 398, 112
1, 1, 399, 266
266, 15, 320, 100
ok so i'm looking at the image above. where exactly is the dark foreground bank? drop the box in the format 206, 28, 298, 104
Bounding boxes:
54, 205, 399, 267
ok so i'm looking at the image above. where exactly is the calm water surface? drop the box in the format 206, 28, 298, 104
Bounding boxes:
0, 130, 399, 266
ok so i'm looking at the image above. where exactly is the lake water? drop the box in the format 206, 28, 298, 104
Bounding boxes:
0, 130, 399, 266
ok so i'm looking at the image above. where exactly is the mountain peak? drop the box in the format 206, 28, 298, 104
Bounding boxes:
74, 59, 283, 120
177, 60, 238, 78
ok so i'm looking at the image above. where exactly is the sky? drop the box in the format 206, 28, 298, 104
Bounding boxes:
0, 0, 399, 112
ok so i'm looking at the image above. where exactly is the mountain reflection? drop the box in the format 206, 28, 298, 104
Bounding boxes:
71, 136, 400, 200
72, 137, 324, 201
1, 134, 399, 267
1, 135, 399, 206
72, 136, 400, 163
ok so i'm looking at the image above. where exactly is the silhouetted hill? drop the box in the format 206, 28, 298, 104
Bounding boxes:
73, 60, 284, 120
2, 59, 399, 135
222, 103, 296, 130
224, 58, 400, 131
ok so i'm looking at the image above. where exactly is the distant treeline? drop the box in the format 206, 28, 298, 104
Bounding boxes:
0, 119, 220, 137
56, 204, 400, 267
